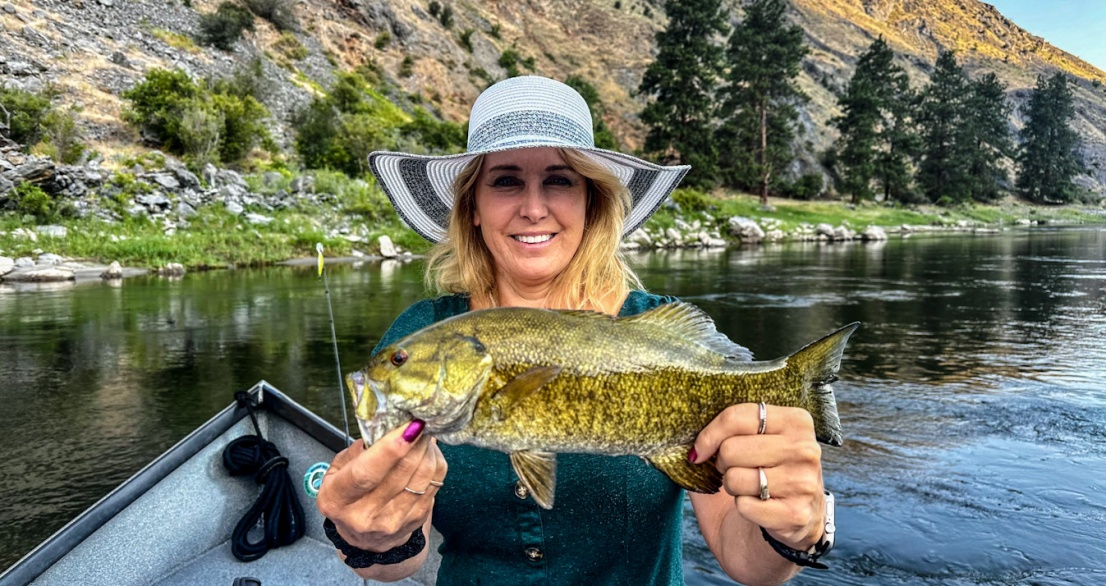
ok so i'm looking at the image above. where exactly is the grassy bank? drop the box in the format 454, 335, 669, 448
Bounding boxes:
2, 178, 1104, 270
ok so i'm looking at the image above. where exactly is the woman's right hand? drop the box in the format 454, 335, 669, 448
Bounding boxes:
316, 420, 447, 553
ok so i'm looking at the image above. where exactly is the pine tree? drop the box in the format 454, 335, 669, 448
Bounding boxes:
961, 73, 1013, 202
916, 51, 971, 204
1017, 73, 1084, 203
639, 0, 728, 187
831, 37, 917, 203
716, 0, 808, 205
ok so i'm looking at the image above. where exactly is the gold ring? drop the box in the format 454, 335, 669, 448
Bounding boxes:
758, 467, 770, 500
403, 486, 427, 496
757, 401, 767, 435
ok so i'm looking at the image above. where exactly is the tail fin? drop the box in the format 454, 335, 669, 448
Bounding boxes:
788, 322, 859, 446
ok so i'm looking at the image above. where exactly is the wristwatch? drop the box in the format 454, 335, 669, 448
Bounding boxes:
760, 490, 835, 570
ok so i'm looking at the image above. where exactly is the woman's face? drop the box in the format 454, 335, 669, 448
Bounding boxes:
473, 147, 588, 290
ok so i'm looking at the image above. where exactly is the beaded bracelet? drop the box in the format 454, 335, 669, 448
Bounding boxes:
322, 518, 426, 569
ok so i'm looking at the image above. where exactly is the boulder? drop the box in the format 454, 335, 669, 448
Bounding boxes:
3, 267, 75, 282
11, 227, 37, 242
378, 235, 397, 258
100, 261, 123, 279
833, 226, 856, 241
290, 175, 315, 194
697, 231, 728, 248
158, 263, 186, 277
245, 212, 273, 225
860, 226, 888, 241
627, 228, 652, 248
36, 252, 64, 265
728, 217, 765, 243
815, 223, 836, 239
149, 173, 180, 190
36, 225, 67, 238
3, 158, 55, 186
224, 201, 244, 216
0, 256, 13, 276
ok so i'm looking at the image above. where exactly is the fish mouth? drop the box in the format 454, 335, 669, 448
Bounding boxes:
348, 370, 410, 447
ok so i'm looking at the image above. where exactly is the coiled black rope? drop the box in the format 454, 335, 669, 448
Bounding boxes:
222, 391, 306, 562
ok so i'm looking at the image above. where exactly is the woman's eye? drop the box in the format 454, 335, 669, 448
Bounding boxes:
546, 176, 573, 186
491, 176, 521, 188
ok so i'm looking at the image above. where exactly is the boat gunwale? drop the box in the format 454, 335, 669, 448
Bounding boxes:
0, 380, 348, 586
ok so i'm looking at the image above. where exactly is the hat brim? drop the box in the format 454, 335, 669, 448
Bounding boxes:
369, 144, 690, 243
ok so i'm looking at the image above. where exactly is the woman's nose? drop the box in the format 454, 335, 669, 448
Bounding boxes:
519, 185, 548, 221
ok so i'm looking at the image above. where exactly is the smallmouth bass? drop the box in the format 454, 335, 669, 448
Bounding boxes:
347, 302, 858, 509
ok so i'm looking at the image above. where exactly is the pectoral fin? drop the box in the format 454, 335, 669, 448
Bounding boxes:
646, 446, 723, 493
510, 450, 558, 509
487, 366, 562, 420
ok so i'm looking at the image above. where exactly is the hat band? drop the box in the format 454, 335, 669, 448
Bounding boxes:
468, 110, 594, 152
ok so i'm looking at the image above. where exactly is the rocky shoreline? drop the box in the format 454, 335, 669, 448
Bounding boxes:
1, 147, 1097, 289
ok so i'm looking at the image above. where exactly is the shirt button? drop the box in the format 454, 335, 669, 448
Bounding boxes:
524, 547, 543, 562
514, 482, 529, 500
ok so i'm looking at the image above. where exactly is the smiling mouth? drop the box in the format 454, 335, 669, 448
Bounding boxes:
512, 233, 555, 244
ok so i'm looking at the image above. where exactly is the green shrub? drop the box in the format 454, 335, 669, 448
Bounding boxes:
0, 85, 56, 147
402, 109, 465, 154
671, 188, 713, 213
459, 28, 474, 52
199, 2, 255, 51
498, 48, 522, 77
41, 106, 86, 164
122, 68, 271, 167
399, 55, 414, 78
8, 182, 53, 221
428, 1, 441, 17
273, 31, 308, 60
243, 0, 297, 31
439, 5, 453, 28
122, 68, 200, 152
780, 173, 824, 200
489, 23, 500, 39
374, 31, 391, 50
292, 100, 398, 176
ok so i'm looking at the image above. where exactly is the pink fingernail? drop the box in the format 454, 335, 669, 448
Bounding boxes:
402, 419, 425, 443
688, 448, 698, 463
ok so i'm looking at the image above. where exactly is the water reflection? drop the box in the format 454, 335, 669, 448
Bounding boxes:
1, 228, 1104, 584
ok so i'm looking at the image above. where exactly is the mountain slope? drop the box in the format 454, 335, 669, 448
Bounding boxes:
1, 0, 1103, 194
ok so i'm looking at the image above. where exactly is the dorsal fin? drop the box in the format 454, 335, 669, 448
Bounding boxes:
625, 302, 753, 361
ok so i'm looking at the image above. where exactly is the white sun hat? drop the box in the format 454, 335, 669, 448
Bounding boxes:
368, 75, 690, 243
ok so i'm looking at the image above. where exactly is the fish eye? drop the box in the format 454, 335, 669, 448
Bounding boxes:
390, 348, 408, 366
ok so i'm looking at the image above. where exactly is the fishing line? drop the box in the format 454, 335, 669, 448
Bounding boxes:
317, 243, 351, 448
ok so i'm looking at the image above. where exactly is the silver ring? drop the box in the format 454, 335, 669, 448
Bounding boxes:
758, 467, 770, 500
757, 402, 767, 435
403, 486, 427, 496
428, 480, 444, 487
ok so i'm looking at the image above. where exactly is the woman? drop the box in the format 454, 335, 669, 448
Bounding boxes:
316, 76, 834, 585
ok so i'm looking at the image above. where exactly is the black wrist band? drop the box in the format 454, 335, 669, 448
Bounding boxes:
323, 518, 426, 569
760, 528, 830, 570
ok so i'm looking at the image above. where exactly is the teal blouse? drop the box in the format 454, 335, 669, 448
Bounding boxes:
371, 291, 687, 585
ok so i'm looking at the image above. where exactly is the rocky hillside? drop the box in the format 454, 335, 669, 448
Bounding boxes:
1, 0, 1103, 192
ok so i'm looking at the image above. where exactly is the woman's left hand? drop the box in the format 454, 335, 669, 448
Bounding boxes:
690, 402, 826, 551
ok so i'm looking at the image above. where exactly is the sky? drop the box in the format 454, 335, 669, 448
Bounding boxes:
986, 0, 1106, 71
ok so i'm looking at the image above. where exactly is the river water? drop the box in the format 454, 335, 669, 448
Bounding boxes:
1, 227, 1104, 584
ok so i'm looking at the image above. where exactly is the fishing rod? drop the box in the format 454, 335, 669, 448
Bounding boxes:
317, 242, 352, 448
303, 243, 350, 500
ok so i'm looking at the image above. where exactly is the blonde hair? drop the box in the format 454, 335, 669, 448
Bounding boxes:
424, 148, 643, 314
